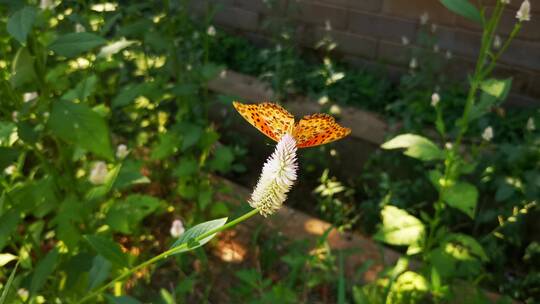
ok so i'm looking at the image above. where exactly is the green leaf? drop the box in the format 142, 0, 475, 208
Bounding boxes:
439, 0, 481, 23
106, 195, 162, 234
151, 131, 179, 160
105, 295, 142, 304
470, 78, 513, 121
10, 47, 36, 88
84, 235, 129, 268
0, 210, 20, 251
61, 74, 98, 102
0, 147, 20, 171
480, 78, 512, 100
0, 253, 17, 267
170, 217, 228, 254
49, 32, 107, 58
442, 181, 478, 218
7, 6, 37, 44
111, 83, 151, 108
208, 146, 235, 173
381, 134, 443, 161
444, 233, 488, 262
88, 255, 112, 290
48, 100, 113, 159
30, 248, 59, 295
0, 260, 19, 304
113, 160, 150, 190
374, 205, 425, 246
86, 164, 121, 200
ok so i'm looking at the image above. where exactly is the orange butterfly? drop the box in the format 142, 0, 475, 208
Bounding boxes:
233, 101, 351, 148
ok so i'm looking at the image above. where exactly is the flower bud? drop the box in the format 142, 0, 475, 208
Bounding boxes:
516, 0, 531, 22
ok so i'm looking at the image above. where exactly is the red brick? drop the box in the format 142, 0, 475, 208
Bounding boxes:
382, 0, 456, 26
314, 28, 377, 58
377, 40, 411, 66
300, 0, 382, 12
292, 0, 349, 30
500, 39, 540, 71
213, 6, 259, 31
349, 11, 417, 43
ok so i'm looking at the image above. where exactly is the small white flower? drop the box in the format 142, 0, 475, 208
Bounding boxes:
433, 44, 440, 53
170, 219, 185, 238
409, 57, 418, 69
40, 0, 54, 10
75, 23, 85, 33
431, 23, 438, 33
501, 0, 510, 4
401, 36, 410, 46
482, 126, 494, 141
516, 0, 531, 21
23, 92, 38, 102
12, 111, 18, 122
17, 288, 29, 300
445, 50, 453, 59
431, 93, 440, 107
250, 134, 298, 217
116, 144, 129, 159
318, 95, 330, 105
329, 105, 341, 115
420, 12, 429, 25
207, 25, 216, 36
4, 165, 16, 175
445, 142, 453, 150
526, 117, 536, 131
89, 161, 108, 185
494, 35, 502, 49
324, 20, 332, 31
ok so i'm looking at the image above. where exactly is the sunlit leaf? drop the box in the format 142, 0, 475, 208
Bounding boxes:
7, 6, 37, 44
381, 134, 443, 161
84, 235, 129, 268
0, 253, 17, 267
442, 181, 478, 218
49, 32, 107, 57
98, 38, 138, 58
374, 205, 425, 246
439, 0, 481, 23
170, 218, 228, 254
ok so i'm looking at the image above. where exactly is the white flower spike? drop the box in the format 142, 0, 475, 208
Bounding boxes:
116, 144, 129, 159
250, 134, 298, 217
89, 161, 108, 185
494, 35, 502, 49
482, 126, 494, 141
170, 219, 185, 238
409, 57, 418, 69
516, 0, 531, 22
526, 117, 536, 131
431, 93, 440, 107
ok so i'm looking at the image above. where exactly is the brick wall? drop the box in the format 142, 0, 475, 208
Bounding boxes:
194, 0, 540, 107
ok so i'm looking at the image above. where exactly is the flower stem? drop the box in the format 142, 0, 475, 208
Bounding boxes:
77, 208, 260, 304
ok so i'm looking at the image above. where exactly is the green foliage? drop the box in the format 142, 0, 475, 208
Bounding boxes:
374, 205, 425, 246
381, 134, 444, 161
170, 217, 227, 254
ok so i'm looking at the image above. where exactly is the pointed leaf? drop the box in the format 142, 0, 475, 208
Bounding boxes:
440, 0, 481, 23
382, 134, 443, 161
30, 248, 59, 295
7, 6, 37, 44
442, 182, 478, 218
84, 235, 129, 268
170, 218, 227, 254
49, 32, 107, 58
375, 205, 425, 246
48, 100, 113, 159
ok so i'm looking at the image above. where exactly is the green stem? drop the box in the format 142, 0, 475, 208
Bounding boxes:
77, 208, 260, 304
481, 23, 522, 78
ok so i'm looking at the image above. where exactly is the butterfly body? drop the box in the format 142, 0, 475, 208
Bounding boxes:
233, 101, 351, 148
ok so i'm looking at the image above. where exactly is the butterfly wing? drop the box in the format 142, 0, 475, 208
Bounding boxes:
233, 101, 295, 142
293, 113, 351, 148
